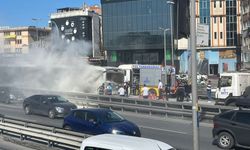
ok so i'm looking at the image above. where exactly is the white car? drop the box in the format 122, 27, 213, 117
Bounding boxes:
80, 134, 176, 150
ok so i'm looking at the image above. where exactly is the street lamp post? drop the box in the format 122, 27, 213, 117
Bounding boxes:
190, 0, 199, 149
167, 1, 175, 67
159, 27, 170, 84
159, 27, 170, 67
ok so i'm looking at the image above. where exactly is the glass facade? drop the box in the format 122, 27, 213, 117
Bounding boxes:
101, 0, 174, 65
226, 0, 237, 46
199, 0, 210, 46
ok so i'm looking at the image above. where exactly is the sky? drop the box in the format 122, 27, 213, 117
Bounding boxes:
0, 0, 100, 27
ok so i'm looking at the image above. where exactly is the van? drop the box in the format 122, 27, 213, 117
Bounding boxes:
215, 72, 250, 100
80, 134, 176, 150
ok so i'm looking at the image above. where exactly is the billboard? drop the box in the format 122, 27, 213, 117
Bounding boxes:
196, 23, 209, 46
51, 16, 92, 43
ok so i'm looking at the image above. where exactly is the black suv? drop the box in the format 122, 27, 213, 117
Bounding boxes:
23, 95, 77, 119
212, 109, 250, 149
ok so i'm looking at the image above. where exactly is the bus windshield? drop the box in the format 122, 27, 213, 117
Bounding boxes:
106, 70, 124, 84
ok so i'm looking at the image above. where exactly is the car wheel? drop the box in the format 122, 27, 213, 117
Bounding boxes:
48, 110, 55, 119
217, 132, 234, 149
24, 106, 31, 115
64, 125, 71, 130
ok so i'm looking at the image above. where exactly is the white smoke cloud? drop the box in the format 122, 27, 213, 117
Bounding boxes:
0, 31, 105, 94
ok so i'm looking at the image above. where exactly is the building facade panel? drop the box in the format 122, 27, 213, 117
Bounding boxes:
102, 0, 172, 66
50, 6, 101, 58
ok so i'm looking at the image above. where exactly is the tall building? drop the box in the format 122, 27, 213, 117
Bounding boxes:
193, 0, 241, 75
101, 0, 189, 67
241, 0, 250, 69
50, 5, 101, 58
0, 26, 50, 54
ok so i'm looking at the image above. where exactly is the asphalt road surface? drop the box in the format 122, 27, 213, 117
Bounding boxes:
0, 102, 222, 150
0, 137, 34, 150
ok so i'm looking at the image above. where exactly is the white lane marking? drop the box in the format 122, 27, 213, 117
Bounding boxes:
140, 125, 189, 135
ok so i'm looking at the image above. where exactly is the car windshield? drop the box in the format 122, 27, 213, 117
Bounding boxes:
48, 96, 68, 103
103, 111, 125, 123
219, 76, 232, 87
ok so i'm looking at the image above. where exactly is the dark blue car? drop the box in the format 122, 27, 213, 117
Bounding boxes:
63, 108, 141, 137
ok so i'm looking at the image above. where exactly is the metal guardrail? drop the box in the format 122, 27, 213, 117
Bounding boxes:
19, 88, 234, 121
67, 94, 234, 121
0, 115, 90, 150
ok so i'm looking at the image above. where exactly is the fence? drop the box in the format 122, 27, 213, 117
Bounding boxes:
0, 115, 89, 150
20, 88, 234, 121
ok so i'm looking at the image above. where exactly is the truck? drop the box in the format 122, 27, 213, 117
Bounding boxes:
118, 64, 175, 97
215, 72, 250, 105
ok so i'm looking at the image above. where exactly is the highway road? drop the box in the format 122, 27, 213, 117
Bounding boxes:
0, 137, 34, 150
0, 102, 220, 150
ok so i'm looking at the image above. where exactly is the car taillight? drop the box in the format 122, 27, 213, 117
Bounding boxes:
213, 122, 219, 128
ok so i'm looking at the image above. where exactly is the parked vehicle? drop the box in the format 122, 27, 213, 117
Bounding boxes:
0, 86, 24, 103
63, 108, 141, 137
221, 85, 250, 106
215, 72, 250, 104
212, 108, 250, 149
80, 134, 176, 150
23, 95, 77, 119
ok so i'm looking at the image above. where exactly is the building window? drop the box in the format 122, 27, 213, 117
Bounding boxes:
220, 16, 223, 23
4, 32, 10, 36
15, 31, 21, 36
15, 48, 22, 53
214, 32, 217, 39
220, 32, 223, 39
220, 0, 222, 8
214, 1, 216, 8
214, 17, 216, 24
4, 48, 11, 53
4, 40, 10, 45
16, 39, 22, 44
203, 17, 207, 24
203, 2, 207, 8
230, 16, 233, 22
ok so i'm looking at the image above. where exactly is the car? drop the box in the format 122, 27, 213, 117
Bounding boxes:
223, 86, 250, 106
212, 108, 250, 149
63, 108, 141, 137
80, 134, 176, 150
23, 95, 77, 119
0, 86, 24, 103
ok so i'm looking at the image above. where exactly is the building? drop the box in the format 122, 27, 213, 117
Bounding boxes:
49, 5, 101, 58
190, 0, 241, 75
241, 0, 250, 69
0, 26, 50, 54
180, 0, 242, 75
101, 0, 189, 67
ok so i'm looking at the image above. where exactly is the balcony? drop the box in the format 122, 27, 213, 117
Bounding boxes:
4, 35, 16, 39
